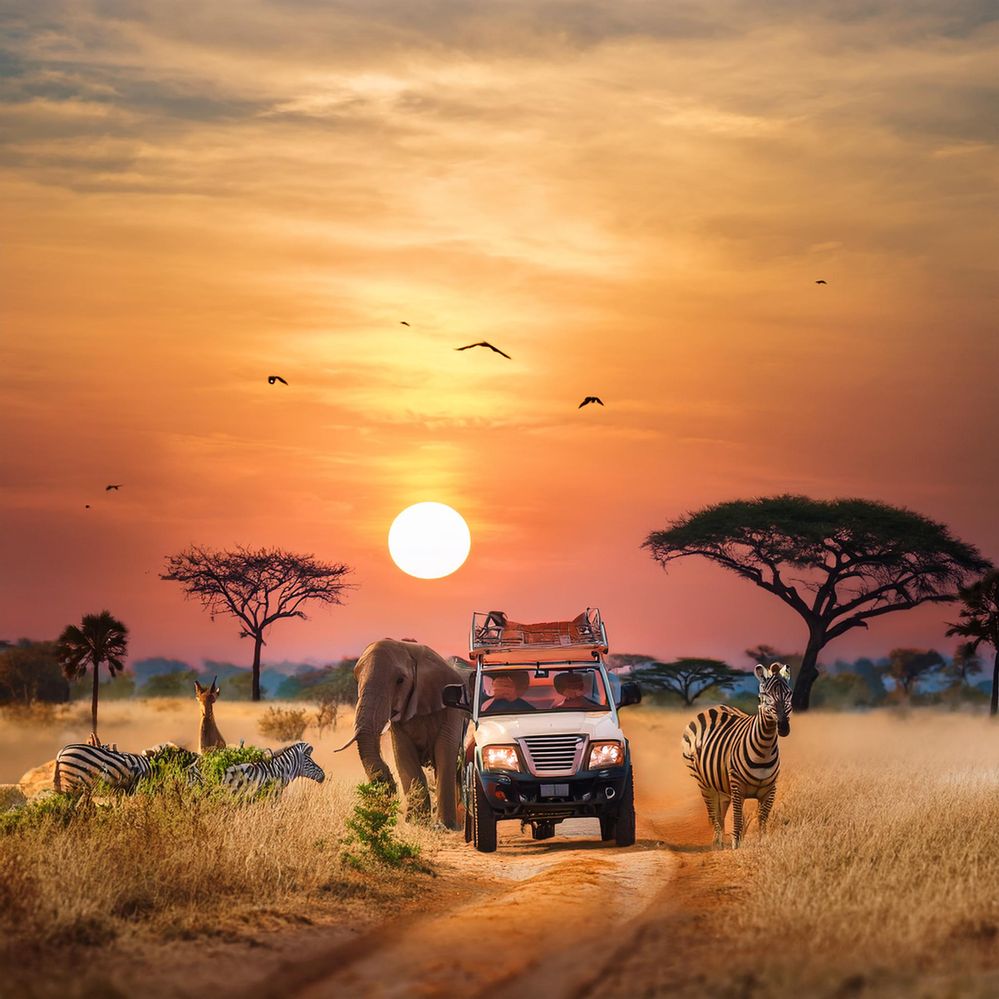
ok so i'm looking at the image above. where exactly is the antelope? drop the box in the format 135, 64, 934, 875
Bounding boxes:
195, 676, 226, 753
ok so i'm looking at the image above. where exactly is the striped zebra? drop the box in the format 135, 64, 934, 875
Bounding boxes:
222, 742, 325, 794
681, 662, 793, 848
54, 743, 154, 795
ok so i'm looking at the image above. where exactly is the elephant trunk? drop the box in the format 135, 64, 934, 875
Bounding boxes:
353, 684, 398, 794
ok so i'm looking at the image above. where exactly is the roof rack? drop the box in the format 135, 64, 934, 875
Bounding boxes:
470, 608, 608, 664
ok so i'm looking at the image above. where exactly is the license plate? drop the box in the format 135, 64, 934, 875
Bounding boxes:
540, 784, 569, 797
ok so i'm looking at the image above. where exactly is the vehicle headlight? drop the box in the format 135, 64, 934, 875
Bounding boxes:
482, 745, 520, 771
587, 741, 624, 768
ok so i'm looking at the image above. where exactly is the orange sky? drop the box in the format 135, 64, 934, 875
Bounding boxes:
2, 2, 997, 670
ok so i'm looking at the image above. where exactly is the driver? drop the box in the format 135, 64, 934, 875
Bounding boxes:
482, 671, 533, 712
554, 671, 600, 709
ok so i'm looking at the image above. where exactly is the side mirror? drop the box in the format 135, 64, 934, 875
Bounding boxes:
442, 684, 471, 711
617, 681, 642, 708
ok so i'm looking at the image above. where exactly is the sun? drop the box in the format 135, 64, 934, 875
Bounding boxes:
388, 502, 471, 579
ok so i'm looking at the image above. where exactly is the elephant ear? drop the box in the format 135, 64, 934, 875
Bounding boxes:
401, 644, 464, 720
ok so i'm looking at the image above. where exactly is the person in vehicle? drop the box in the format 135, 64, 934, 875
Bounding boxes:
482, 671, 533, 712
554, 671, 600, 709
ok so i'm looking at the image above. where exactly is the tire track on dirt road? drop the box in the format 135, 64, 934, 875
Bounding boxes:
274, 818, 676, 999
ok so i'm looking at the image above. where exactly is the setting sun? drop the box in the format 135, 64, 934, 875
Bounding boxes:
388, 502, 471, 579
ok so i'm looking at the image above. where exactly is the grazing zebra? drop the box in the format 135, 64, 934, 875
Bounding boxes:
681, 663, 793, 848
222, 742, 325, 794
54, 743, 154, 795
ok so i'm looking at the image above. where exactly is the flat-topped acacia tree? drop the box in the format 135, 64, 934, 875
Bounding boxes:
947, 570, 999, 716
162, 546, 354, 701
643, 496, 990, 710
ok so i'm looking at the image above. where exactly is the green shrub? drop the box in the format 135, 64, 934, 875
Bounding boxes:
258, 706, 309, 742
0, 793, 92, 836
197, 745, 269, 786
343, 782, 420, 867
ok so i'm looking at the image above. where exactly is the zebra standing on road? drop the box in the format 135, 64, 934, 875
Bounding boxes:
681, 662, 793, 848
54, 742, 154, 794
222, 742, 325, 794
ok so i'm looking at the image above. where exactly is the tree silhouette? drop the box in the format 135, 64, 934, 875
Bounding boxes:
632, 657, 744, 706
946, 570, 999, 716
162, 546, 354, 701
644, 495, 990, 710
885, 648, 945, 699
55, 611, 129, 741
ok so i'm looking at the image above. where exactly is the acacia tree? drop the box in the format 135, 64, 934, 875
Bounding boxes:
947, 570, 999, 716
55, 611, 129, 741
632, 657, 744, 706
885, 648, 945, 700
644, 496, 990, 710
162, 546, 354, 701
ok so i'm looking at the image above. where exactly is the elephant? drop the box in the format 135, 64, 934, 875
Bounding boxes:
337, 639, 469, 830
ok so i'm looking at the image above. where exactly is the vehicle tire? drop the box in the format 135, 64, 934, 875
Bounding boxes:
599, 813, 616, 841
614, 772, 636, 847
462, 765, 473, 842
472, 774, 497, 853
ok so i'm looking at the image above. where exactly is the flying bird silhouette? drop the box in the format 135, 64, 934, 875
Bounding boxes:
455, 342, 511, 359
815, 279, 827, 285
400, 321, 410, 326
578, 397, 604, 409
105, 484, 122, 491
85, 504, 91, 509
267, 375, 288, 385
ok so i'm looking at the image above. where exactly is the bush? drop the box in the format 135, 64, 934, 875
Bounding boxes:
343, 782, 420, 867
0, 793, 89, 836
258, 707, 309, 742
196, 745, 269, 786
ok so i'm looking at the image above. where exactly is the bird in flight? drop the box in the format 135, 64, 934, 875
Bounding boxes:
400, 321, 410, 326
455, 342, 511, 359
578, 397, 604, 409
267, 375, 288, 385
815, 279, 827, 285
85, 504, 91, 509
105, 484, 122, 491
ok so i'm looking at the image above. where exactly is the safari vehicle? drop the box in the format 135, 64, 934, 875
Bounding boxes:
443, 609, 642, 853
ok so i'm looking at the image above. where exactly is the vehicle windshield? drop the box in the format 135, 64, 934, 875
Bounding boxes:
478, 668, 610, 715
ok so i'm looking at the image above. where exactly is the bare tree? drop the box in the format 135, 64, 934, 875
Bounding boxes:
644, 495, 990, 710
162, 546, 354, 701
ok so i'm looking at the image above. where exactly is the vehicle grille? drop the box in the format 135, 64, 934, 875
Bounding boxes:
520, 735, 584, 776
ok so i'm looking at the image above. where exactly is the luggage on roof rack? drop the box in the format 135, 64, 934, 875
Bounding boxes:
469, 608, 608, 663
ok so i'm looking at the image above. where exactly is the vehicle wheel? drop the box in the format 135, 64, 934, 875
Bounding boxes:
599, 813, 616, 841
614, 772, 636, 847
531, 820, 556, 841
462, 766, 473, 842
472, 775, 497, 853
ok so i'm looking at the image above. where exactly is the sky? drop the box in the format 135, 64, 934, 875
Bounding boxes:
1, 1, 997, 671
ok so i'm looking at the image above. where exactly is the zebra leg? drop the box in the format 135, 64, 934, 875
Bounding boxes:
757, 784, 777, 838
701, 788, 725, 848
730, 778, 745, 849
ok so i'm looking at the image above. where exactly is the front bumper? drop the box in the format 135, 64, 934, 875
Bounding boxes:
476, 766, 629, 820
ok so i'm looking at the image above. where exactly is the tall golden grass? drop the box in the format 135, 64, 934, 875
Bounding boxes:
648, 712, 999, 997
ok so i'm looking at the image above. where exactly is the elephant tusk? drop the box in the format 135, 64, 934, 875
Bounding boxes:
333, 734, 359, 753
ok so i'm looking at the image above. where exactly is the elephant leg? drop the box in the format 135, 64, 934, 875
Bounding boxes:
433, 725, 461, 830
390, 726, 430, 821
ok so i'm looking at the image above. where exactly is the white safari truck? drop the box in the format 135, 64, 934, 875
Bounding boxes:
442, 609, 642, 853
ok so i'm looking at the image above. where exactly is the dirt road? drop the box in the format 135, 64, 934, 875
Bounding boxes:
242, 724, 697, 999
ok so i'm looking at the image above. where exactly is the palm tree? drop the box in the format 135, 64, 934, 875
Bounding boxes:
55, 611, 129, 741
946, 571, 999, 717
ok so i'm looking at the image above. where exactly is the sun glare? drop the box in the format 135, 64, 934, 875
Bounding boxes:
388, 502, 471, 579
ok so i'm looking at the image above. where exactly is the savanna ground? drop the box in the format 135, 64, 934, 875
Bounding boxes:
1, 700, 997, 998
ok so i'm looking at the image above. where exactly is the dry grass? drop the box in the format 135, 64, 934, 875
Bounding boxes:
0, 777, 443, 966
617, 710, 999, 998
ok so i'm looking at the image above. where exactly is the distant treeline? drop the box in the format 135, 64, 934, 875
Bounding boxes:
0, 639, 987, 711
0, 639, 359, 705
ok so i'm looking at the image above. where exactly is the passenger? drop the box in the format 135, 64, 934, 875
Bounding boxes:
482, 671, 533, 712
554, 671, 600, 709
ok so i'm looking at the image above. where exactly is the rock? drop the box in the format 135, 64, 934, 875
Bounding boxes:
0, 784, 27, 811
19, 759, 57, 800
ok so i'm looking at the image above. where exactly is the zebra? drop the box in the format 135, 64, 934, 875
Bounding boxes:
221, 742, 325, 795
681, 662, 793, 848
54, 743, 154, 795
